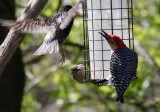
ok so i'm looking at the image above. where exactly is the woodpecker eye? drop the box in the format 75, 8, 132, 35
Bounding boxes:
119, 40, 124, 44
110, 40, 114, 44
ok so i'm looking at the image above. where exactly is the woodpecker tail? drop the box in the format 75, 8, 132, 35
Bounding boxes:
33, 40, 59, 55
116, 94, 124, 104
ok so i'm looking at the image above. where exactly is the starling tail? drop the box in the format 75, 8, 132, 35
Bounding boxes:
33, 39, 59, 55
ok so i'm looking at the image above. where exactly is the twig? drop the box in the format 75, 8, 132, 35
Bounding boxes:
25, 60, 71, 92
134, 38, 155, 67
56, 0, 62, 12
134, 38, 160, 77
0, 0, 49, 75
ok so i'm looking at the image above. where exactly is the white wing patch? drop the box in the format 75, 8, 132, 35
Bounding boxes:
59, 8, 76, 30
33, 40, 59, 55
44, 31, 56, 43
59, 2, 81, 30
33, 31, 59, 55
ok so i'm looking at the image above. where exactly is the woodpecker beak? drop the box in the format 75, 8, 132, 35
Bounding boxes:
99, 30, 109, 39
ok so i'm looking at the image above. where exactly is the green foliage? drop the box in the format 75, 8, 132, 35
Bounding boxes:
22, 93, 41, 112
134, 0, 160, 68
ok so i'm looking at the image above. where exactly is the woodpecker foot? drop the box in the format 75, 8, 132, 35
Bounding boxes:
132, 76, 138, 80
96, 79, 109, 85
84, 79, 109, 85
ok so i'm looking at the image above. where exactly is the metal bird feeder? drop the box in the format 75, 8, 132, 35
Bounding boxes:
83, 0, 134, 84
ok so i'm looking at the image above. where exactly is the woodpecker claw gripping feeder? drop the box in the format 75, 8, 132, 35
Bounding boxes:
83, 0, 134, 85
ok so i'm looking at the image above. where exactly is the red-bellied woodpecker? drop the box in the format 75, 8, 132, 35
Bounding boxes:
99, 30, 138, 104
0, 5, 77, 64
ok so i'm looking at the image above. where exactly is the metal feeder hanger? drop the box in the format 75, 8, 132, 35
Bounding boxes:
83, 0, 134, 85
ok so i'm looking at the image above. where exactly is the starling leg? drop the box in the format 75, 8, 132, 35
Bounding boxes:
59, 46, 65, 65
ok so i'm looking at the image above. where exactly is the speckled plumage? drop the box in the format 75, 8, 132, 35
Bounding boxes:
110, 48, 138, 103
0, 5, 74, 64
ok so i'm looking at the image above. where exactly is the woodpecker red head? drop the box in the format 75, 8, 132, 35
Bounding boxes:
99, 30, 127, 51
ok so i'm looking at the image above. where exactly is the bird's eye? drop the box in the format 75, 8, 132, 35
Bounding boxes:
110, 40, 114, 44
120, 40, 123, 43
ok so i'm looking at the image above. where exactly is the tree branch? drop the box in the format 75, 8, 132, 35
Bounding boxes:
25, 60, 71, 92
0, 0, 48, 75
134, 38, 160, 77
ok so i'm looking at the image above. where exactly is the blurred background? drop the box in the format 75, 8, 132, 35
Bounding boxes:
0, 0, 160, 112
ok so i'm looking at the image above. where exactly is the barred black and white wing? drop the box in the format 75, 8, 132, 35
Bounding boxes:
0, 18, 57, 33
110, 48, 138, 103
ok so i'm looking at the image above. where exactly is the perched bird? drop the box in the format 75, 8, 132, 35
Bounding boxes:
0, 5, 75, 64
70, 64, 110, 84
99, 30, 138, 103
70, 64, 86, 84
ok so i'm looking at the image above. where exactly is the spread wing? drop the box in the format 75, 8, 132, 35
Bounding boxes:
0, 18, 57, 34
59, 1, 81, 29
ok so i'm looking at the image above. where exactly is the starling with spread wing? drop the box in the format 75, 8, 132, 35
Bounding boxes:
0, 5, 74, 64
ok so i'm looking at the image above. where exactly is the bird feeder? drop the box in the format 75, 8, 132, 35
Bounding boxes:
83, 0, 134, 84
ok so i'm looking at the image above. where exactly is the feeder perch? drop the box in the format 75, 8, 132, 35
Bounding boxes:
83, 0, 134, 84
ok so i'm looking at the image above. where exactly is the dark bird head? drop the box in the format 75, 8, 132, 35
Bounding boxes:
70, 64, 85, 84
59, 5, 72, 12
